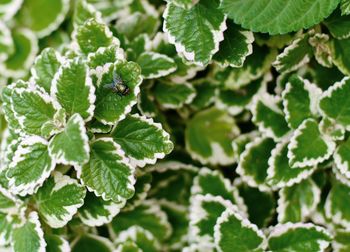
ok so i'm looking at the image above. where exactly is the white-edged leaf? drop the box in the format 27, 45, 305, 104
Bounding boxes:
87, 45, 123, 71
251, 93, 290, 141
73, 0, 103, 28
267, 141, 315, 190
116, 226, 161, 252
0, 186, 22, 214
51, 58, 95, 121
153, 81, 196, 109
49, 114, 90, 167
319, 77, 350, 130
45, 234, 70, 252
288, 118, 336, 168
0, 0, 23, 21
35, 171, 86, 228
267, 223, 332, 252
0, 213, 13, 245
341, 0, 350, 15
74, 18, 119, 55
185, 107, 240, 165
0, 29, 38, 78
78, 138, 135, 202
0, 21, 13, 61
282, 75, 322, 129
78, 192, 125, 227
12, 212, 46, 252
163, 0, 226, 66
273, 34, 313, 73
7, 136, 55, 196
31, 48, 64, 94
325, 181, 350, 229
189, 194, 238, 244
237, 137, 275, 191
334, 136, 350, 179
111, 114, 173, 168
191, 167, 246, 214
15, 0, 69, 38
110, 200, 172, 242
331, 37, 350, 76
277, 179, 320, 223
137, 52, 177, 79
214, 21, 254, 68
214, 207, 266, 252
94, 61, 142, 125
11, 87, 58, 136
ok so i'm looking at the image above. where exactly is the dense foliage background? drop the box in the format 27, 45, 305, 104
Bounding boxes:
1, 0, 350, 251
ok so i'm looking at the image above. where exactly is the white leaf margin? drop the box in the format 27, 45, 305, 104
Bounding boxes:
40, 171, 86, 228
139, 51, 177, 79
276, 179, 320, 223
7, 136, 56, 196
287, 118, 336, 168
267, 222, 332, 252
76, 137, 135, 203
214, 206, 267, 252
162, 2, 227, 66
267, 140, 316, 190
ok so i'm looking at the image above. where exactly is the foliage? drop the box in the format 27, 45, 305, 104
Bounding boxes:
1, 0, 350, 251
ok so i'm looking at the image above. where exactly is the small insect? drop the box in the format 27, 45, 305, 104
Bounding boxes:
103, 71, 130, 96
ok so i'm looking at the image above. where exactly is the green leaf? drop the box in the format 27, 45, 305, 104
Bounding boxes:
273, 34, 313, 73
0, 213, 13, 245
111, 200, 172, 242
319, 77, 350, 130
45, 234, 70, 252
31, 48, 63, 93
236, 180, 276, 228
341, 0, 350, 15
216, 77, 265, 116
334, 137, 350, 179
115, 241, 140, 252
220, 0, 340, 35
320, 117, 346, 141
288, 119, 336, 168
48, 114, 89, 167
147, 161, 197, 205
0, 0, 22, 21
192, 167, 246, 212
137, 52, 177, 79
11, 87, 58, 136
185, 107, 240, 165
15, 0, 69, 38
72, 234, 114, 252
333, 229, 350, 252
214, 207, 266, 252
116, 226, 161, 252
153, 81, 196, 109
268, 223, 332, 252
325, 181, 350, 228
12, 212, 46, 252
78, 192, 125, 227
282, 75, 322, 129
51, 59, 95, 121
277, 179, 320, 223
237, 137, 275, 191
73, 0, 102, 28
0, 186, 21, 214
94, 61, 142, 125
124, 171, 152, 211
78, 138, 135, 202
252, 94, 290, 141
7, 136, 55, 196
331, 38, 350, 75
164, 0, 226, 66
190, 80, 216, 111
111, 114, 173, 167
87, 45, 122, 71
0, 21, 13, 61
324, 11, 350, 39
0, 29, 38, 78
74, 18, 119, 55
214, 22, 254, 68
267, 141, 316, 189
166, 0, 198, 9
35, 172, 86, 228
189, 194, 238, 244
